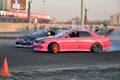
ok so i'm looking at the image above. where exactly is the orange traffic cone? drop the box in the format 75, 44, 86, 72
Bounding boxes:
0, 57, 11, 77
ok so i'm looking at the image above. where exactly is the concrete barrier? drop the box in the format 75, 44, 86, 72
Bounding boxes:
0, 23, 73, 32
0, 22, 118, 32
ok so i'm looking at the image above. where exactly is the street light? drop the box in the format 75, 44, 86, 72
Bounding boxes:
26, 0, 32, 31
2, 0, 4, 11
27, 0, 32, 23
42, 0, 46, 14
2, 0, 5, 15
84, 8, 89, 25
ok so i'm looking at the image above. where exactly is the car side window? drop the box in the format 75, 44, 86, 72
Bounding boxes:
50, 31, 56, 35
69, 31, 79, 38
47, 31, 56, 36
79, 31, 92, 37
47, 31, 51, 36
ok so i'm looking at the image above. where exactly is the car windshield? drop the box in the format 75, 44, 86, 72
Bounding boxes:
32, 30, 47, 37
54, 30, 69, 38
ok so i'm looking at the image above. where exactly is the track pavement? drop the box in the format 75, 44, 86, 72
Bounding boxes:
0, 37, 120, 80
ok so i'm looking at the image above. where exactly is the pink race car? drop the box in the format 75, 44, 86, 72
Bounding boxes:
33, 29, 111, 53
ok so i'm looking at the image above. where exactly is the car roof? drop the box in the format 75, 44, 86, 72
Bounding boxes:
69, 28, 91, 32
67, 28, 98, 36
32, 29, 56, 35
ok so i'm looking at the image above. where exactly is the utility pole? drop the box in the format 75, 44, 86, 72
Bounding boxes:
2, 0, 4, 11
42, 0, 46, 14
2, 0, 5, 15
27, 0, 32, 31
27, 0, 31, 23
84, 8, 88, 25
81, 0, 84, 30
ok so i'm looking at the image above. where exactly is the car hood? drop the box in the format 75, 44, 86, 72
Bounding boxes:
17, 35, 35, 41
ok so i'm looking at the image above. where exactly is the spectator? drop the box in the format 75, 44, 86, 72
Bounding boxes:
34, 25, 37, 32
26, 25, 29, 31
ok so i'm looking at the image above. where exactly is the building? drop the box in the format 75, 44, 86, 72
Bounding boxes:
110, 13, 120, 25
110, 14, 118, 25
0, 0, 7, 11
118, 13, 120, 24
0, 11, 50, 23
0, 0, 27, 12
0, 0, 50, 23
52, 17, 58, 23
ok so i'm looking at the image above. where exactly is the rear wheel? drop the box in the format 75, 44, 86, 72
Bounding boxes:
49, 43, 59, 54
91, 43, 102, 53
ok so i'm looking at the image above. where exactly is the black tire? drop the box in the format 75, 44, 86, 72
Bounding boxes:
91, 43, 102, 53
48, 43, 59, 54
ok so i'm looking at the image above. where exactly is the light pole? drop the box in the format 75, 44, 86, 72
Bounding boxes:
27, 0, 32, 23
27, 0, 32, 31
84, 8, 89, 25
2, 0, 4, 11
2, 0, 5, 14
42, 0, 46, 14
81, 0, 84, 30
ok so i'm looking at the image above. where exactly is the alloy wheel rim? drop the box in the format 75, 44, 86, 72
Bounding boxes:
53, 44, 58, 53
93, 44, 101, 52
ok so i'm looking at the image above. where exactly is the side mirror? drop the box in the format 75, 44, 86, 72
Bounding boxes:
65, 35, 70, 38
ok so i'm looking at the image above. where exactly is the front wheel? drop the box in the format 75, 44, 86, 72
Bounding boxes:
49, 43, 59, 54
91, 43, 102, 53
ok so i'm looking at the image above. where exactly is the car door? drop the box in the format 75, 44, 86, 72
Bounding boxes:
60, 31, 79, 51
78, 31, 94, 51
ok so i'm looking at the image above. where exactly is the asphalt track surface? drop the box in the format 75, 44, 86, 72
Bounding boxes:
0, 31, 120, 80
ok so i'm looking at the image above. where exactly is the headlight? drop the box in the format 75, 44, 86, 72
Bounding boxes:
16, 38, 20, 41
41, 41, 45, 44
35, 40, 46, 44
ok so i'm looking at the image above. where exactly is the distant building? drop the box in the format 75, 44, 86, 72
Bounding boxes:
0, 11, 50, 23
0, 0, 27, 12
52, 17, 58, 23
0, 0, 7, 11
118, 13, 120, 24
110, 13, 120, 25
110, 14, 118, 25
0, 0, 50, 23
